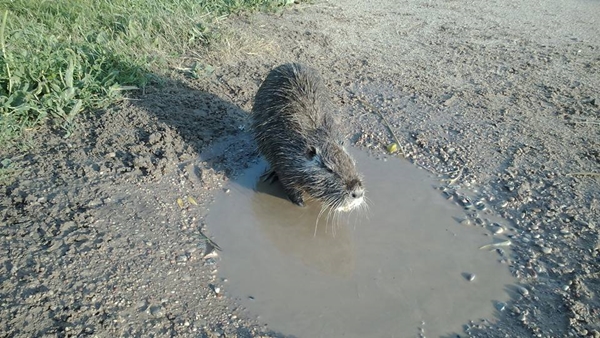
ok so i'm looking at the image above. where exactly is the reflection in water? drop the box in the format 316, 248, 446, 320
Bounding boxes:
252, 178, 356, 277
208, 150, 515, 338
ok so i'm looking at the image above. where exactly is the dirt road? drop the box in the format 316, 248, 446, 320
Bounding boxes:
1, 0, 598, 336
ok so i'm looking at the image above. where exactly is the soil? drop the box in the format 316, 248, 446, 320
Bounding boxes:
1, 0, 599, 337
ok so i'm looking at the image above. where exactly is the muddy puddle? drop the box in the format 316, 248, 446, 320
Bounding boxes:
207, 150, 515, 337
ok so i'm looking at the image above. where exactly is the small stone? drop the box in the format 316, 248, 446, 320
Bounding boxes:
458, 196, 473, 209
203, 249, 219, 259
517, 286, 529, 296
527, 268, 538, 278
210, 284, 221, 295
493, 226, 504, 235
60, 221, 76, 232
463, 272, 476, 282
460, 219, 472, 226
149, 306, 164, 317
541, 247, 552, 254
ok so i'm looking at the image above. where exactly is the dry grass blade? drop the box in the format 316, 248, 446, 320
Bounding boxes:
198, 230, 222, 251
566, 172, 600, 177
479, 240, 512, 250
1, 10, 11, 94
187, 196, 198, 205
346, 89, 405, 157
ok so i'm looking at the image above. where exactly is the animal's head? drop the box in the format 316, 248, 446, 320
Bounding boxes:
302, 140, 365, 212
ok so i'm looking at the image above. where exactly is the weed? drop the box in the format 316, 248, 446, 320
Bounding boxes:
0, 0, 288, 146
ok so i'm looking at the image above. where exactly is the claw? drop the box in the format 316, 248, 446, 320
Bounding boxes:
260, 169, 279, 184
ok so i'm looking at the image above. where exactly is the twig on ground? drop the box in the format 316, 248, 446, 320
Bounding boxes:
346, 89, 405, 157
198, 229, 222, 251
566, 172, 600, 177
571, 121, 600, 125
444, 167, 465, 185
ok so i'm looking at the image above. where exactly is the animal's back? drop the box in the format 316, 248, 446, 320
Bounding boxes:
251, 63, 332, 142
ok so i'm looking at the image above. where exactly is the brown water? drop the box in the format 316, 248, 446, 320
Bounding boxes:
207, 150, 514, 338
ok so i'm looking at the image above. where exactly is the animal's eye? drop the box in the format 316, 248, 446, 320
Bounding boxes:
306, 146, 317, 160
324, 165, 334, 173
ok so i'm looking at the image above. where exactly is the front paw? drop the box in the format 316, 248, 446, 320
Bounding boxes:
286, 188, 305, 207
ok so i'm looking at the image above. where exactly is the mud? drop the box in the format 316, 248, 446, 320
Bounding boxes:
1, 0, 599, 337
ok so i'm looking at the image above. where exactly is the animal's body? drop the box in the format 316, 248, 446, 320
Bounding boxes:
251, 63, 364, 212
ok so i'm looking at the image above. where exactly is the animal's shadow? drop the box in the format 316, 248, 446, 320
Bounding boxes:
120, 74, 261, 180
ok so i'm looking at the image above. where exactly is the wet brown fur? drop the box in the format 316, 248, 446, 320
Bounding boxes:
251, 63, 365, 211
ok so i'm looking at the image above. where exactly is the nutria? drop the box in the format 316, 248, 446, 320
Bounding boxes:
251, 63, 365, 212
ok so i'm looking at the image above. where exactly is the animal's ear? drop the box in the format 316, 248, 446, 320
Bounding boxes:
306, 146, 319, 160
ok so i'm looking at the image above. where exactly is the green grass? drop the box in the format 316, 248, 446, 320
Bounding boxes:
0, 0, 288, 146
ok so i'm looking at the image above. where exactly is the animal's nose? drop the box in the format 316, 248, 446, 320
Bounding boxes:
351, 187, 364, 199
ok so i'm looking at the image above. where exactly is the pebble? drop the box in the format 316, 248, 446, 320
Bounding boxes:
493, 226, 504, 235
518, 286, 529, 296
149, 306, 164, 317
541, 247, 553, 254
495, 301, 506, 311
527, 268, 538, 278
465, 273, 476, 282
459, 196, 473, 209
460, 219, 472, 226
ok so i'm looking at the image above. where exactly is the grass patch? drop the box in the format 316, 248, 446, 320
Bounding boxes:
0, 0, 288, 146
